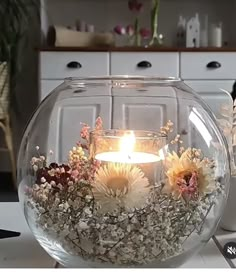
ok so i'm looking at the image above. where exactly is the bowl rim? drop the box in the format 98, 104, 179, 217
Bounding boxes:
64, 75, 182, 84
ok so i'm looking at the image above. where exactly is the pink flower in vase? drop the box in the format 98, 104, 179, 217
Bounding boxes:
140, 28, 151, 39
128, 0, 143, 12
114, 25, 126, 35
126, 24, 134, 36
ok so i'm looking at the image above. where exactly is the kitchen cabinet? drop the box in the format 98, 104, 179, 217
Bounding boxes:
180, 52, 233, 121
40, 50, 234, 157
40, 51, 111, 163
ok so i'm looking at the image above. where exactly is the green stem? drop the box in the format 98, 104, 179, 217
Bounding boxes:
134, 17, 141, 46
149, 0, 160, 46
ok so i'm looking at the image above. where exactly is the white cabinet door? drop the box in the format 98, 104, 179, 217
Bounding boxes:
112, 96, 178, 138
48, 96, 112, 163
184, 80, 233, 119
178, 81, 233, 154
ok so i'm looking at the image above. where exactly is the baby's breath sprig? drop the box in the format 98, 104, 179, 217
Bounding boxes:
170, 134, 183, 145
184, 148, 203, 161
68, 145, 88, 169
30, 146, 47, 172
159, 120, 174, 137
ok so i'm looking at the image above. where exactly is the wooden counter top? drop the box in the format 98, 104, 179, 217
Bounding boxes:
38, 46, 236, 52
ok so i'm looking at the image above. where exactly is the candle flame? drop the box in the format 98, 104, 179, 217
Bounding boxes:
120, 131, 136, 154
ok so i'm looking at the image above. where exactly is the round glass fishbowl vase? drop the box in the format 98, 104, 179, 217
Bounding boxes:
17, 77, 230, 268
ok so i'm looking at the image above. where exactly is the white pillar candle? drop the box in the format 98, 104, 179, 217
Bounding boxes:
95, 131, 161, 164
95, 151, 160, 164
210, 23, 222, 47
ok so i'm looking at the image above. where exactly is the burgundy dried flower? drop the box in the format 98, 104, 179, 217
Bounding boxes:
32, 117, 103, 195
128, 0, 143, 12
36, 163, 73, 186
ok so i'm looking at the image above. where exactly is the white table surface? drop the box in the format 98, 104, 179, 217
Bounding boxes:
0, 202, 234, 268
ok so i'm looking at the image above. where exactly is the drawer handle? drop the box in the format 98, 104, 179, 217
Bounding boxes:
206, 61, 221, 69
74, 89, 86, 94
137, 61, 152, 68
67, 61, 82, 69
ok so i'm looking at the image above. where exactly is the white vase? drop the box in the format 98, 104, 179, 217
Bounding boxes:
220, 176, 236, 231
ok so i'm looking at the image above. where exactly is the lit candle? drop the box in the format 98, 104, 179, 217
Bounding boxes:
95, 131, 161, 164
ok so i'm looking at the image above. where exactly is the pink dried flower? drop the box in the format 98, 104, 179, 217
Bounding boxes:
71, 169, 79, 178
95, 116, 103, 131
80, 123, 90, 141
114, 25, 126, 35
176, 171, 199, 200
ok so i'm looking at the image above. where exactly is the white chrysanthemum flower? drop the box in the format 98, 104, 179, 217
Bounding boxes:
93, 163, 150, 213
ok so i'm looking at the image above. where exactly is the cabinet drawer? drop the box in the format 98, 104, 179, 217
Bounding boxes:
111, 52, 179, 77
40, 52, 109, 79
181, 53, 236, 80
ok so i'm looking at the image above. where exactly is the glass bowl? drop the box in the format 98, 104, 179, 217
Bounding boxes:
17, 76, 230, 268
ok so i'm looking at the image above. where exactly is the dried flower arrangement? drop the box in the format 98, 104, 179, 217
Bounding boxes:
25, 117, 224, 266
114, 0, 150, 46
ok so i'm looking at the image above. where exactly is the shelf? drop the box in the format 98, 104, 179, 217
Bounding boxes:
38, 46, 236, 52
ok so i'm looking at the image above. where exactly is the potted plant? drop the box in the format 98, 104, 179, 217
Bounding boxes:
0, 0, 39, 187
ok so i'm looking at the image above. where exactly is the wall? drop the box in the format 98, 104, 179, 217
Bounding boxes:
43, 0, 235, 46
